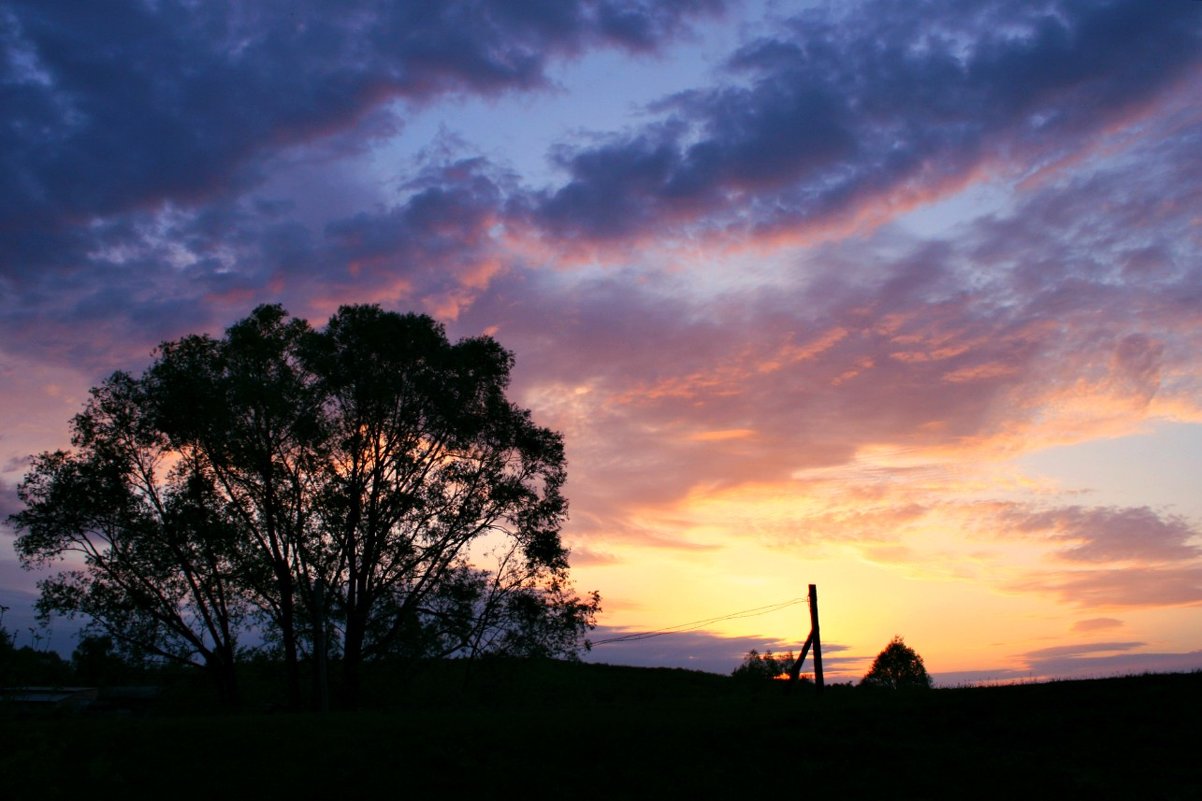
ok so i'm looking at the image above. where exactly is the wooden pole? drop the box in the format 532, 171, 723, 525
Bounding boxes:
787, 632, 814, 686
786, 583, 825, 694
809, 583, 824, 692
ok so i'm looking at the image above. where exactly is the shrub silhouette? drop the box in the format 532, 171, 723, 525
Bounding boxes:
860, 636, 932, 689
731, 649, 793, 682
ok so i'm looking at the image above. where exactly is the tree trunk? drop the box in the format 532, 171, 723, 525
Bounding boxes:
207, 649, 241, 707
311, 579, 330, 713
340, 606, 368, 709
278, 581, 303, 709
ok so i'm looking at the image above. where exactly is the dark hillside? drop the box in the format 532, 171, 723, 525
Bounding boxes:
2, 662, 1198, 799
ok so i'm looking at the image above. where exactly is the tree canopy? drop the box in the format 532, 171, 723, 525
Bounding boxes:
860, 636, 932, 690
11, 304, 598, 707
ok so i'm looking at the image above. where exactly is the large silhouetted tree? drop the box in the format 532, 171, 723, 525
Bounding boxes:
860, 636, 932, 689
144, 306, 320, 706
11, 304, 597, 707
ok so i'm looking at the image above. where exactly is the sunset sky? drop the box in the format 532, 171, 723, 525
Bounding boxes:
3, 0, 1202, 685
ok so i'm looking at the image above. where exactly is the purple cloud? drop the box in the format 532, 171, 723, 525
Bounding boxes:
1002, 505, 1202, 563
0, 0, 728, 365
1018, 642, 1202, 679
586, 625, 857, 676
5, 0, 1201, 396
531, 0, 1202, 242
0, 475, 21, 521
0, 0, 724, 227
1023, 641, 1144, 660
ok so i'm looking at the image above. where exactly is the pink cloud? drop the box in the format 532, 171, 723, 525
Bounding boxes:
1072, 618, 1123, 634
1012, 566, 1202, 608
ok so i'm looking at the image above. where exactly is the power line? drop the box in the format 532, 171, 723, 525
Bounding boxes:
591, 596, 808, 646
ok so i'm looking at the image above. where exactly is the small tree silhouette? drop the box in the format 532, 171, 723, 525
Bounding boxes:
860, 636, 932, 689
732, 649, 793, 682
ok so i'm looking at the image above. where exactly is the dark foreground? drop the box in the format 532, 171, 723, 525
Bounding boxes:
3, 663, 1199, 799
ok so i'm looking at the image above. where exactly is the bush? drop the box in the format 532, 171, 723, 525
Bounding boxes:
860, 636, 932, 689
731, 649, 793, 682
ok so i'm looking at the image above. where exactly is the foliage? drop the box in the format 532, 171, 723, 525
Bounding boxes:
860, 636, 932, 689
0, 636, 72, 687
731, 649, 794, 682
10, 304, 597, 707
72, 635, 139, 686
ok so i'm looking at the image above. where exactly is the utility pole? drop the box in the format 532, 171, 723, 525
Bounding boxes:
809, 583, 824, 692
787, 583, 824, 694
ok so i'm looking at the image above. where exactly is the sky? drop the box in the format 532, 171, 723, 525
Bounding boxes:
2, 0, 1201, 686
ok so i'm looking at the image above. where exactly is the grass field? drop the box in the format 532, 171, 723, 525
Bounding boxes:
3, 661, 1199, 799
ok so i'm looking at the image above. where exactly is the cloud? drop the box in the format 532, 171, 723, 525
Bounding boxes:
457, 181, 1202, 527
1018, 642, 1202, 679
943, 642, 1202, 684
935, 650, 1202, 685
1000, 505, 1202, 563
931, 667, 1031, 687
0, 151, 516, 370
1013, 565, 1202, 608
1072, 618, 1123, 633
0, 475, 21, 520
586, 625, 858, 676
0, 0, 724, 227
565, 545, 621, 567
6, 0, 1202, 408
970, 502, 1202, 607
1022, 641, 1143, 660
529, 0, 1202, 244
0, 552, 38, 597
0, 1, 728, 370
